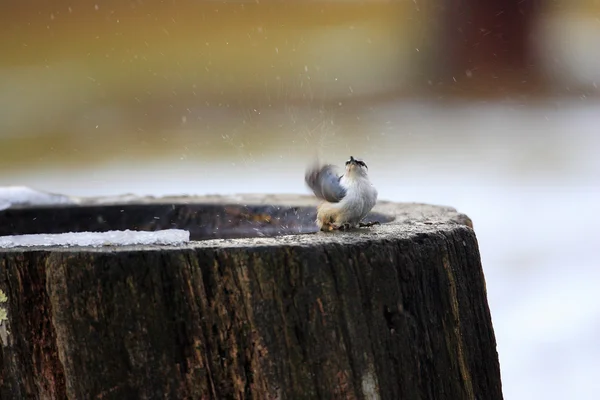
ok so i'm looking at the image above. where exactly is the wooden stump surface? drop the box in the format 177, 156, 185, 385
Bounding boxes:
0, 195, 502, 400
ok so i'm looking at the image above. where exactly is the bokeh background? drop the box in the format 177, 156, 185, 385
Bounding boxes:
1, 1, 599, 398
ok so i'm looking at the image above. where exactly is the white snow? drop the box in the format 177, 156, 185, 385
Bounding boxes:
0, 186, 77, 209
0, 229, 190, 248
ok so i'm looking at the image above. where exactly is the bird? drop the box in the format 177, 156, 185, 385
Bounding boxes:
305, 156, 379, 231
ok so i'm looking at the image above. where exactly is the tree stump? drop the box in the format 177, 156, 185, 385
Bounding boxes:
0, 195, 502, 400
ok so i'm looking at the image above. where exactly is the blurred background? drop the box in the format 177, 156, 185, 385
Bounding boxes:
1, 0, 599, 398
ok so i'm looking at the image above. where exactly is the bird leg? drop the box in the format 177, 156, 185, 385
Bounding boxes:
359, 221, 380, 228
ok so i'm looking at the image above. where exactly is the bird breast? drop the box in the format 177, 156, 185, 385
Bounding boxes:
340, 176, 377, 217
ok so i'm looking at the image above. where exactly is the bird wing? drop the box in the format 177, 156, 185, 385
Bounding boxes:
305, 163, 347, 203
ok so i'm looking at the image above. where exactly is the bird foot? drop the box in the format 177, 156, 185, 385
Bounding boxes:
328, 223, 353, 231
359, 221, 380, 228
336, 223, 353, 231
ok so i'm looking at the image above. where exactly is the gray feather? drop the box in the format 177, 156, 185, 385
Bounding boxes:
305, 164, 346, 202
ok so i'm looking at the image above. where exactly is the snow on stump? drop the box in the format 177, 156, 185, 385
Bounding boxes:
0, 194, 502, 400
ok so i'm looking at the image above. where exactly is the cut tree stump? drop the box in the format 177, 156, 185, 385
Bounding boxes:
0, 195, 502, 400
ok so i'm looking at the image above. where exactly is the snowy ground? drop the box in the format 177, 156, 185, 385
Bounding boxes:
1, 99, 599, 399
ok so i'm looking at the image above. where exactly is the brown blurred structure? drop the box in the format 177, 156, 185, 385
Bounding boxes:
0, 0, 554, 104
437, 0, 543, 96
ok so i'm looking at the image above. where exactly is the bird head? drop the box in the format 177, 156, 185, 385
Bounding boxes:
345, 156, 368, 176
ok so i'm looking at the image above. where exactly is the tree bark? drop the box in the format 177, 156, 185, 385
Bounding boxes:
0, 195, 502, 400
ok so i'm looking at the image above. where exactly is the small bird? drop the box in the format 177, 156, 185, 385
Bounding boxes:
305, 156, 379, 231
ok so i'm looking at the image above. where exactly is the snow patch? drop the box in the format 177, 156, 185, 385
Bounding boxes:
0, 230, 189, 249
0, 186, 77, 209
